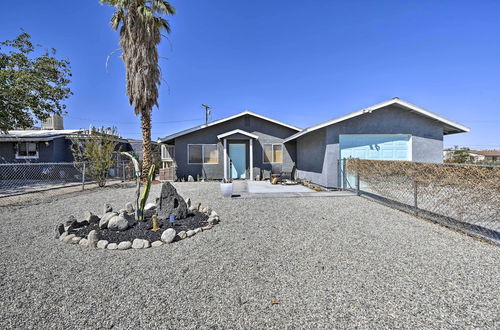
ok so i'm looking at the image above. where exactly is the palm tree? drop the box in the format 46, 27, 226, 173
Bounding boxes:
101, 0, 175, 178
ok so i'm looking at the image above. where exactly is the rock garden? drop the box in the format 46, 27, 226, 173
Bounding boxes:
54, 181, 220, 250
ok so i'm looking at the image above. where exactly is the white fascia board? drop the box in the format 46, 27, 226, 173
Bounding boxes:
284, 98, 470, 142
159, 110, 301, 142
0, 136, 62, 142
217, 129, 259, 140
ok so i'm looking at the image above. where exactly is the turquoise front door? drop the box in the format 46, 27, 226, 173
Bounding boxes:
229, 143, 246, 179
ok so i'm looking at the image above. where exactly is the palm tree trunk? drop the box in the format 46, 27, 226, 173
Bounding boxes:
140, 108, 153, 180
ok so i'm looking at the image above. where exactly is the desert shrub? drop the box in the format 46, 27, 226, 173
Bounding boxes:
71, 127, 120, 187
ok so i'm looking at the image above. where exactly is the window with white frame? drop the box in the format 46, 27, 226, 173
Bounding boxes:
16, 142, 39, 159
263, 143, 283, 163
188, 144, 218, 164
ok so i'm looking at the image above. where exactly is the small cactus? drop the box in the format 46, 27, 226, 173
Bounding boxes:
138, 164, 155, 220
151, 214, 160, 231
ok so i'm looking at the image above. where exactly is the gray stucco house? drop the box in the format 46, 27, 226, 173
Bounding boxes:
0, 129, 85, 163
158, 111, 301, 181
0, 129, 133, 164
158, 98, 469, 187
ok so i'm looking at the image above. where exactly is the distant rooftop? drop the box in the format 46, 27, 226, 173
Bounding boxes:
469, 150, 500, 156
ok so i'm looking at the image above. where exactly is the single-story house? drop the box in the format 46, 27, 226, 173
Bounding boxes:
468, 150, 500, 163
158, 97, 469, 188
128, 139, 160, 161
158, 111, 301, 181
0, 115, 133, 164
0, 129, 84, 163
0, 129, 133, 164
444, 149, 500, 164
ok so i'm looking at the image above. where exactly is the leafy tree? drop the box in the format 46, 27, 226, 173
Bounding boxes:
100, 0, 175, 178
0, 32, 72, 132
71, 127, 120, 187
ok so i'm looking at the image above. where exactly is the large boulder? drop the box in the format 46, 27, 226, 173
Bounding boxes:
157, 182, 188, 220
99, 212, 118, 229
107, 212, 129, 231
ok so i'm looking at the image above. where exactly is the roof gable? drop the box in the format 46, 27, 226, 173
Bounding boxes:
159, 111, 301, 142
217, 129, 259, 140
284, 98, 470, 142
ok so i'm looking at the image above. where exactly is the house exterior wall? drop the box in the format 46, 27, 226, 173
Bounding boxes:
0, 137, 132, 163
295, 106, 444, 188
0, 142, 15, 163
0, 137, 67, 163
170, 115, 298, 180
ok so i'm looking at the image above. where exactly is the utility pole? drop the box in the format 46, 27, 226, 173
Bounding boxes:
202, 104, 211, 125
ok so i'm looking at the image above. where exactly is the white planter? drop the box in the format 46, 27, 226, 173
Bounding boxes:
220, 183, 233, 198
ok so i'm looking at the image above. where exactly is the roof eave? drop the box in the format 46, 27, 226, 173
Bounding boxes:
284, 98, 470, 142
158, 110, 301, 142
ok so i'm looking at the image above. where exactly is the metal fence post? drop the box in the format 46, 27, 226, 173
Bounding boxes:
122, 161, 126, 182
82, 162, 86, 191
413, 181, 418, 215
356, 170, 360, 196
342, 158, 347, 190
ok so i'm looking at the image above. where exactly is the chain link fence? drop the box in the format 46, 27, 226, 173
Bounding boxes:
0, 159, 136, 206
342, 158, 500, 244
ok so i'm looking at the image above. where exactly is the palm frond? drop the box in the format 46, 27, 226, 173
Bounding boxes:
110, 9, 125, 30
151, 0, 176, 15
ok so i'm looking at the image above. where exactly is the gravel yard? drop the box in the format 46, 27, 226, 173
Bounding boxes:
1, 182, 499, 329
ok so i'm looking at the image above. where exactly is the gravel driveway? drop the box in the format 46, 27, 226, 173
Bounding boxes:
1, 182, 498, 329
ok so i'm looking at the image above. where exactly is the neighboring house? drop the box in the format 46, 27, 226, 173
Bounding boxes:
127, 139, 160, 161
158, 111, 301, 181
160, 97, 469, 187
469, 150, 500, 163
0, 116, 133, 163
0, 129, 85, 163
445, 149, 500, 164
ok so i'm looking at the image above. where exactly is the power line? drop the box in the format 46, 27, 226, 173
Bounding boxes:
65, 116, 204, 125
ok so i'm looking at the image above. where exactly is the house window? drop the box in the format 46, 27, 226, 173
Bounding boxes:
203, 144, 218, 164
16, 142, 39, 159
161, 144, 174, 160
188, 144, 218, 164
263, 143, 283, 163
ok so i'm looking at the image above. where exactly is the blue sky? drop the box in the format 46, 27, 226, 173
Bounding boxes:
1, 0, 499, 148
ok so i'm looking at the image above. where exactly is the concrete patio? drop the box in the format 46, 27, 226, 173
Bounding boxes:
232, 180, 355, 198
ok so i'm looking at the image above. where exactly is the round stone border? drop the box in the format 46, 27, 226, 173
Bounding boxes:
55, 199, 220, 251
